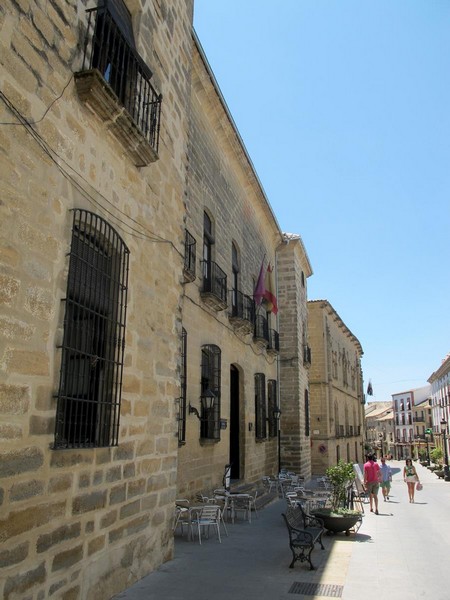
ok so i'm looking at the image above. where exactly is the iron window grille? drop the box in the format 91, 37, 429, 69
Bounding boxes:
183, 230, 196, 281
305, 389, 310, 437
254, 313, 269, 342
203, 211, 214, 267
80, 1, 162, 153
231, 242, 239, 309
54, 209, 129, 449
303, 344, 312, 366
268, 328, 279, 352
178, 328, 187, 445
267, 379, 278, 438
255, 373, 267, 440
200, 345, 221, 440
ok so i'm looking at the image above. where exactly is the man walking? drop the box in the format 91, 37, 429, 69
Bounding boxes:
380, 456, 392, 501
363, 453, 381, 514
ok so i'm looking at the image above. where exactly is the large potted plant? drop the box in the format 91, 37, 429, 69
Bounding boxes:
430, 448, 444, 478
311, 461, 362, 536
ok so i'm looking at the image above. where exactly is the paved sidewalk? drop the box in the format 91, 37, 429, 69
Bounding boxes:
114, 461, 450, 600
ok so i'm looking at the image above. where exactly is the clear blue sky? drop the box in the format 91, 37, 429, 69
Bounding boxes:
193, 1, 450, 402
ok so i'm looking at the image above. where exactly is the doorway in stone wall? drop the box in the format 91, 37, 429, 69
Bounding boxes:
229, 365, 240, 480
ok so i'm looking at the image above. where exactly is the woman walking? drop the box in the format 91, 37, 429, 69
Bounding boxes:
403, 459, 420, 503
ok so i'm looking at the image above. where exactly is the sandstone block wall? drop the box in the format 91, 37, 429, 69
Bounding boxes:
277, 235, 312, 479
308, 301, 364, 474
0, 1, 194, 598
176, 41, 282, 497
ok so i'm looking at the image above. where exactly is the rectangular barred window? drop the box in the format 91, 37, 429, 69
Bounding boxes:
305, 389, 310, 437
54, 209, 129, 449
200, 344, 221, 440
178, 328, 187, 445
267, 379, 277, 438
255, 373, 266, 440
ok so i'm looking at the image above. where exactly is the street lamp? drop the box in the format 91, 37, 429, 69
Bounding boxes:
440, 418, 450, 482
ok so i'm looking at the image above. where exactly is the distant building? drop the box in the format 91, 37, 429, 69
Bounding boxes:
428, 353, 450, 468
365, 401, 394, 458
412, 393, 433, 460
392, 385, 431, 459
307, 300, 365, 473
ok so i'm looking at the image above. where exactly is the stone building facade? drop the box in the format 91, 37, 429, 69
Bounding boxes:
176, 36, 283, 497
428, 353, 450, 435
365, 401, 395, 458
277, 233, 313, 479
0, 1, 194, 598
0, 0, 360, 597
307, 300, 364, 474
392, 385, 432, 460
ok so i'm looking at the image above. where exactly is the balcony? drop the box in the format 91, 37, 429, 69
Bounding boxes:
253, 314, 269, 345
74, 5, 162, 167
267, 328, 279, 355
229, 289, 255, 334
200, 260, 227, 310
183, 230, 196, 282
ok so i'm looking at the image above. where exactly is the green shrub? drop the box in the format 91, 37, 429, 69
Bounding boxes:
325, 461, 355, 509
430, 447, 443, 465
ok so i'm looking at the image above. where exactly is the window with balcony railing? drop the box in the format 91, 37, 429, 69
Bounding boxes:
229, 289, 255, 323
254, 313, 269, 343
267, 328, 279, 353
183, 230, 196, 282
75, 0, 162, 166
201, 260, 227, 307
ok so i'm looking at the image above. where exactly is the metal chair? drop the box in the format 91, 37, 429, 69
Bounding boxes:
212, 492, 229, 536
193, 504, 222, 544
262, 476, 276, 493
249, 490, 258, 518
196, 493, 213, 504
230, 494, 252, 523
173, 499, 192, 539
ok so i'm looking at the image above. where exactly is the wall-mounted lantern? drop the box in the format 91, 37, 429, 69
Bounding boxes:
189, 389, 216, 420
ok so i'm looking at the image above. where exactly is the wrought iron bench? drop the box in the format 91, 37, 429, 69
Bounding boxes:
281, 505, 325, 570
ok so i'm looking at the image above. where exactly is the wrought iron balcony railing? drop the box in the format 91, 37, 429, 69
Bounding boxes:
200, 260, 227, 310
75, 4, 162, 166
229, 289, 255, 331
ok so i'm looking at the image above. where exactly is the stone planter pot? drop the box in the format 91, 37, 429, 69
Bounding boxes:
311, 510, 362, 536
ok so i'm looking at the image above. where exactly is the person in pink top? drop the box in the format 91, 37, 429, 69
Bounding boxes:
363, 453, 381, 514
